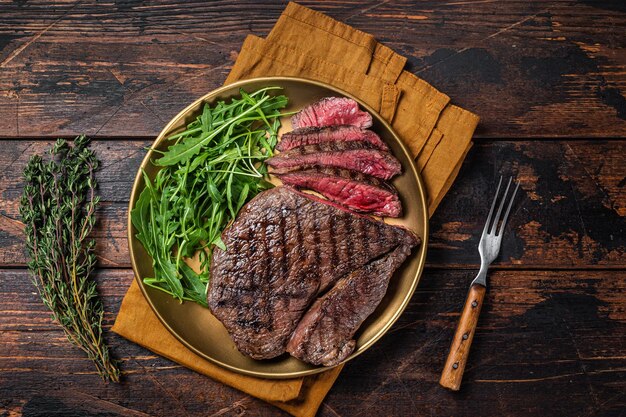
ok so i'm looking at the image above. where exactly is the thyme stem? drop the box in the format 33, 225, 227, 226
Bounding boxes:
20, 136, 120, 383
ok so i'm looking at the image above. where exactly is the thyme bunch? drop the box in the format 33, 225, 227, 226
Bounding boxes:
20, 136, 120, 382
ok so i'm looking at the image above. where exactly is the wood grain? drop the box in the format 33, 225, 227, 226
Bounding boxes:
1, 268, 625, 416
1, 2, 625, 416
440, 284, 486, 391
1, 139, 623, 268
0, 1, 624, 138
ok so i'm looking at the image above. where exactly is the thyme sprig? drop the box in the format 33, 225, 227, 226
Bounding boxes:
20, 136, 120, 382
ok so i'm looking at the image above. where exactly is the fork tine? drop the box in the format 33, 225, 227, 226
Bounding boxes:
490, 177, 513, 234
482, 176, 503, 237
497, 180, 520, 236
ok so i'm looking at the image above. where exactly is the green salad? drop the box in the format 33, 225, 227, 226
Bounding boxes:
131, 87, 289, 306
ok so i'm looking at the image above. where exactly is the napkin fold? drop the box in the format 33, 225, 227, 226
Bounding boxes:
113, 3, 479, 416
111, 281, 341, 417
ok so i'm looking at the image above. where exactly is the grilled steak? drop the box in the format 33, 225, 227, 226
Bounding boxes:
267, 142, 402, 180
208, 187, 418, 360
278, 168, 402, 217
286, 243, 416, 366
277, 126, 388, 152
291, 97, 373, 130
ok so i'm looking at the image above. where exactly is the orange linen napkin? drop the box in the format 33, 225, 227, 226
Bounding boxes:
112, 281, 341, 417
227, 2, 479, 214
113, 3, 479, 417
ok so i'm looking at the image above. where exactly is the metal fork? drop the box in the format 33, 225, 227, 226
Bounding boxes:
440, 176, 520, 391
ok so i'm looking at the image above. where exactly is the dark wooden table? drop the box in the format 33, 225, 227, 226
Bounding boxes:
1, 1, 625, 416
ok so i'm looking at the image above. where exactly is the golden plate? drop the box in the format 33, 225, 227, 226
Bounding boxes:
128, 77, 429, 379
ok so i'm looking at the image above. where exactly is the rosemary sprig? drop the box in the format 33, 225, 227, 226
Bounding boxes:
19, 136, 120, 383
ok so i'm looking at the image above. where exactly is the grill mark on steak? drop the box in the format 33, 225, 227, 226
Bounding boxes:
283, 141, 373, 156
278, 214, 288, 280
265, 219, 279, 334
294, 205, 305, 275
352, 212, 365, 270
208, 187, 418, 360
343, 211, 353, 265
328, 214, 337, 272
277, 126, 388, 152
312, 215, 321, 273
277, 167, 402, 217
322, 209, 336, 274
366, 219, 377, 256
267, 142, 402, 180
291, 97, 373, 130
251, 220, 270, 331
261, 218, 271, 330
286, 241, 418, 366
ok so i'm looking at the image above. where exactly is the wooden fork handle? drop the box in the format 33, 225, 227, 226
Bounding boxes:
439, 284, 486, 391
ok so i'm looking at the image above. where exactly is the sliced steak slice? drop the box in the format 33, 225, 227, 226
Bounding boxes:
286, 242, 417, 367
278, 168, 402, 217
267, 142, 402, 180
291, 97, 373, 130
277, 126, 388, 152
208, 187, 417, 360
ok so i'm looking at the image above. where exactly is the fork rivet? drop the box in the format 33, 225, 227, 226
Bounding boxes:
471, 300, 478, 308
452, 362, 459, 369
462, 333, 469, 340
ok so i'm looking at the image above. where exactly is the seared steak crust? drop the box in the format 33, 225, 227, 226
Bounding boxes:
277, 168, 402, 217
291, 97, 373, 130
267, 142, 402, 180
208, 187, 417, 359
286, 242, 417, 366
277, 126, 388, 152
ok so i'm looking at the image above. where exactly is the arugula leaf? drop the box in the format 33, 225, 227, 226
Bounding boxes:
156, 95, 271, 166
130, 87, 288, 306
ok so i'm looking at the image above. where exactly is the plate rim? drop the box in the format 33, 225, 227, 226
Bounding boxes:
127, 76, 429, 378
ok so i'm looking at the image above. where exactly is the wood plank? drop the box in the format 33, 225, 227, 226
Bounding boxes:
0, 1, 624, 138
0, 140, 143, 267
332, 268, 626, 417
1, 139, 624, 268
0, 267, 279, 416
1, 268, 624, 416
354, 1, 626, 138
430, 139, 626, 268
